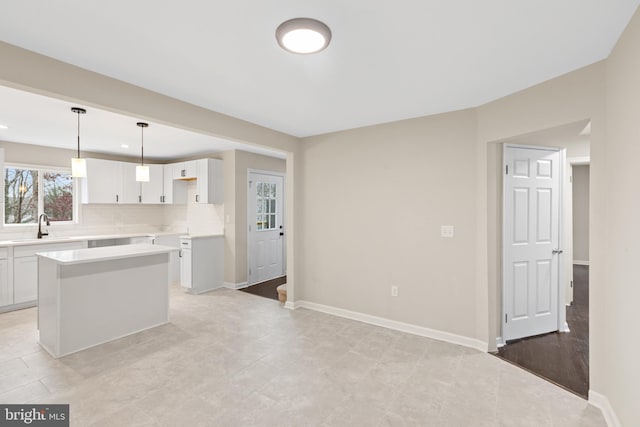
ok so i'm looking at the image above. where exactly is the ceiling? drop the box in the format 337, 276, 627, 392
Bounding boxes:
0, 85, 285, 160
0, 1, 638, 144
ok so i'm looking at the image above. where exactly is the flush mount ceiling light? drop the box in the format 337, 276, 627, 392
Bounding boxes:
136, 122, 150, 182
0, 124, 8, 130
70, 107, 87, 178
276, 18, 331, 54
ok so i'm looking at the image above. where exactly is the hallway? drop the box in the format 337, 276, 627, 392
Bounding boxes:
496, 265, 589, 397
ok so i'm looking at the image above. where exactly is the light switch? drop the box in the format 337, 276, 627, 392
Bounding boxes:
441, 225, 454, 238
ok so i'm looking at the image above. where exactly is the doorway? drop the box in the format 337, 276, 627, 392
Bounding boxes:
495, 121, 591, 398
246, 170, 286, 291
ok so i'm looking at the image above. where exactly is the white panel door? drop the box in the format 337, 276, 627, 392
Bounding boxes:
248, 172, 284, 285
503, 146, 561, 341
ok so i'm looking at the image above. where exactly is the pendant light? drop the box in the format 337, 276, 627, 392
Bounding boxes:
70, 107, 87, 178
136, 122, 150, 182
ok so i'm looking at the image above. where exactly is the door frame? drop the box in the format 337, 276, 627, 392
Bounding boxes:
247, 168, 286, 285
501, 144, 568, 344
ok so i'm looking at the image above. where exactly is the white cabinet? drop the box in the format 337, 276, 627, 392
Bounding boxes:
81, 158, 122, 203
120, 162, 140, 204
179, 235, 223, 293
0, 248, 11, 307
81, 157, 222, 205
13, 256, 37, 304
180, 242, 192, 289
154, 234, 181, 284
141, 164, 164, 204
162, 164, 187, 204
195, 159, 224, 204
171, 161, 197, 180
13, 242, 84, 306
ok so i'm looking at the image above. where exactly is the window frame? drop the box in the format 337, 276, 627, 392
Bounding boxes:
3, 163, 78, 227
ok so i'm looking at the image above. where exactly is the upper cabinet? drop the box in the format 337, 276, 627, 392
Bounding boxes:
171, 161, 197, 180
162, 164, 187, 204
80, 157, 222, 205
141, 164, 165, 204
195, 158, 223, 204
80, 158, 123, 204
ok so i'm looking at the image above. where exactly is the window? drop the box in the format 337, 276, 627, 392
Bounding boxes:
4, 166, 74, 225
256, 182, 277, 231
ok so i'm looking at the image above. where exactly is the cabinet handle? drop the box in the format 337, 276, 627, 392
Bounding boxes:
139, 195, 142, 203
179, 250, 182, 258
116, 195, 119, 202
181, 169, 186, 177
195, 195, 199, 203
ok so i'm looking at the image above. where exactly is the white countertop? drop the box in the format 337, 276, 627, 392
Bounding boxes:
37, 244, 178, 265
179, 233, 224, 239
0, 231, 190, 247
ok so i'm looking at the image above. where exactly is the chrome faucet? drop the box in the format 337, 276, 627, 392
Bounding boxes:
37, 213, 50, 239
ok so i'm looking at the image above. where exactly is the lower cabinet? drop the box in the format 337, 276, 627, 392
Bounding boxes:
13, 256, 37, 304
0, 258, 11, 307
179, 235, 223, 294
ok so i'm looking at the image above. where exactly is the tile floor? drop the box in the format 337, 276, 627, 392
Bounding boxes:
0, 286, 606, 426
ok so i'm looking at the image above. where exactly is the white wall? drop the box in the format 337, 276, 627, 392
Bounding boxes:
572, 165, 590, 263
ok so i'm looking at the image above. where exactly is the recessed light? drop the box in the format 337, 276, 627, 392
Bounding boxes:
276, 18, 331, 54
121, 144, 129, 149
0, 124, 8, 130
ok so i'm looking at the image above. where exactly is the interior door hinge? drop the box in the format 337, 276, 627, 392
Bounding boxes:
505, 165, 509, 175
505, 314, 508, 323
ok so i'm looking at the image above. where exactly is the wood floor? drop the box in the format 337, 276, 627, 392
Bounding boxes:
240, 275, 287, 301
496, 265, 589, 397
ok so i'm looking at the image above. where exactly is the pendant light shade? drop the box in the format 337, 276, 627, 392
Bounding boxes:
71, 107, 87, 178
136, 122, 150, 182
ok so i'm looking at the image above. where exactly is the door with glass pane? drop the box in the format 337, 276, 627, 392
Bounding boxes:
248, 172, 284, 285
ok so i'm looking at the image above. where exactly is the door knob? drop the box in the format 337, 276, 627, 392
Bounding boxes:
552, 249, 563, 254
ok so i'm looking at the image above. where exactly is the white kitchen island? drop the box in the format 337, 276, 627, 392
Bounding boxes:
37, 244, 177, 358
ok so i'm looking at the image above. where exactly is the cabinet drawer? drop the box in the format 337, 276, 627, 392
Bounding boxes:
14, 241, 84, 258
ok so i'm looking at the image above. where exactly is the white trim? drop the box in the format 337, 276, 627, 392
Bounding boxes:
567, 156, 590, 166
223, 281, 248, 290
294, 300, 488, 352
589, 390, 621, 427
496, 337, 505, 348
284, 301, 296, 310
573, 260, 590, 266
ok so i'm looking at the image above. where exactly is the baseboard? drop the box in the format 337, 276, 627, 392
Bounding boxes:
293, 300, 488, 352
589, 390, 621, 427
561, 322, 571, 333
496, 337, 505, 348
284, 301, 296, 310
573, 260, 590, 266
223, 281, 248, 290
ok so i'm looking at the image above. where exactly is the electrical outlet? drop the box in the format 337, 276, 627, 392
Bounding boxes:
441, 225, 454, 238
391, 286, 399, 297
